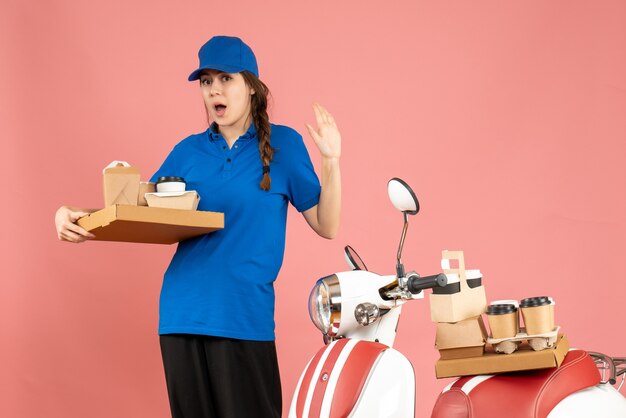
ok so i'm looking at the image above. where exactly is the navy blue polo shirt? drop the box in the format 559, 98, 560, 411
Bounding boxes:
150, 123, 321, 341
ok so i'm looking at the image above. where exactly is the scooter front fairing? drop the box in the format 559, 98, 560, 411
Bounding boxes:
289, 338, 415, 418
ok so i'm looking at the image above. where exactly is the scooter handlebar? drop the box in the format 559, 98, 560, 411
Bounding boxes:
407, 273, 448, 294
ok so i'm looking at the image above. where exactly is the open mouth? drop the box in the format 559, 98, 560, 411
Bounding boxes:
214, 104, 227, 117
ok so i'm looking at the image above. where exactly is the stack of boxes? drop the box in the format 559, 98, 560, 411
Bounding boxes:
76, 161, 223, 244
430, 251, 570, 378
103, 160, 199, 210
430, 250, 489, 360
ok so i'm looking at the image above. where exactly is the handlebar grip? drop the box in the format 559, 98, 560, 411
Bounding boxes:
407, 273, 448, 295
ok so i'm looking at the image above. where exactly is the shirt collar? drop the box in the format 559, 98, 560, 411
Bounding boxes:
208, 122, 258, 142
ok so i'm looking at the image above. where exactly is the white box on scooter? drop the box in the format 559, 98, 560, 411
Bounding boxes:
429, 250, 488, 323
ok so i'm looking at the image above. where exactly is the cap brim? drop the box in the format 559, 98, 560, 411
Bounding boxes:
188, 64, 250, 81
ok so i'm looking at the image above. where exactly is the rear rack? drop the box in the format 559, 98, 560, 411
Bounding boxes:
589, 352, 626, 391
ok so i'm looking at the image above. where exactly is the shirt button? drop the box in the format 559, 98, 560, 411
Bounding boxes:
222, 146, 226, 150
235, 145, 238, 148
227, 158, 232, 162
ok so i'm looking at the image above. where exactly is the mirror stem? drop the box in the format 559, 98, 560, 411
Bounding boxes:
396, 212, 409, 278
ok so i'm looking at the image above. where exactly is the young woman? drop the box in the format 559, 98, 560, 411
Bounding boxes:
55, 35, 341, 418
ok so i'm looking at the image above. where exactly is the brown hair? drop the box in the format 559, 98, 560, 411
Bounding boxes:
240, 71, 274, 191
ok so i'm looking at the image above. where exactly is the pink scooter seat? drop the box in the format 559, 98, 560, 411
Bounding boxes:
431, 350, 600, 418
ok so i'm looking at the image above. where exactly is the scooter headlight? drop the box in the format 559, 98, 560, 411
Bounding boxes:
308, 274, 341, 336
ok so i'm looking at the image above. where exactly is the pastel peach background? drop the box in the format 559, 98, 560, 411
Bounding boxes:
2, 0, 625, 417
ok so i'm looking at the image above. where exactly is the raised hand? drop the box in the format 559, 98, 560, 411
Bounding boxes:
305, 103, 341, 160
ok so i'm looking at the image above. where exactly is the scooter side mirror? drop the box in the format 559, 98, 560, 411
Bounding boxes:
344, 245, 368, 271
388, 178, 420, 279
388, 178, 420, 215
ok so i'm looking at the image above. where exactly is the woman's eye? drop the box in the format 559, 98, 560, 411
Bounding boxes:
201, 79, 212, 85
221, 75, 232, 82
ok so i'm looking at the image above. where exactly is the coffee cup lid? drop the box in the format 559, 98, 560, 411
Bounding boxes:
520, 296, 551, 308
487, 304, 518, 315
157, 176, 186, 184
491, 299, 519, 308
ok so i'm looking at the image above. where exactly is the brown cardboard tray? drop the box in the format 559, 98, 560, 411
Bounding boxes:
435, 334, 570, 378
77, 205, 224, 245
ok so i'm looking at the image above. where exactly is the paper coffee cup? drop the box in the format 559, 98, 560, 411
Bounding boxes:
548, 298, 555, 332
156, 176, 186, 193
520, 296, 553, 335
486, 304, 519, 339
489, 300, 521, 338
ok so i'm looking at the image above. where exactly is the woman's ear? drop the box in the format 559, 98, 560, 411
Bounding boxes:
250, 88, 256, 96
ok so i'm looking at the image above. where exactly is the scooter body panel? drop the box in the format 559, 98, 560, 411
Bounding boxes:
289, 339, 415, 418
348, 348, 415, 417
331, 271, 415, 347
547, 384, 626, 418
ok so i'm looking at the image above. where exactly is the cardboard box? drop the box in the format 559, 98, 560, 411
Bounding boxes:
138, 182, 156, 206
435, 334, 570, 378
103, 161, 140, 206
77, 205, 223, 244
436, 316, 488, 360
145, 191, 200, 210
430, 250, 487, 323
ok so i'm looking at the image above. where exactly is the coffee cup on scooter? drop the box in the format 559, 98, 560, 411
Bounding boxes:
489, 299, 521, 330
520, 296, 554, 335
486, 303, 519, 339
490, 299, 519, 309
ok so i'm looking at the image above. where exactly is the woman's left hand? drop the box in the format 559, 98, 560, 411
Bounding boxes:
305, 103, 341, 160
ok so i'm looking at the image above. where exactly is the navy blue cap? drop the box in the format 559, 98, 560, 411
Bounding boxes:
188, 36, 259, 81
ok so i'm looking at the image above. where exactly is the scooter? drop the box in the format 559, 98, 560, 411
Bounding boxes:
289, 178, 626, 418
